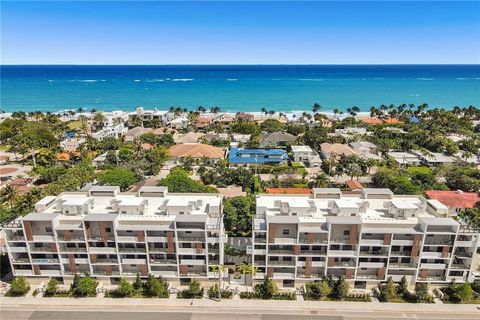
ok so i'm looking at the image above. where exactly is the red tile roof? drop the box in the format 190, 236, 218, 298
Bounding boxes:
265, 188, 312, 194
346, 180, 363, 190
425, 190, 480, 209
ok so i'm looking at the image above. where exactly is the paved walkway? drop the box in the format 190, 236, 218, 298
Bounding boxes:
2, 296, 479, 313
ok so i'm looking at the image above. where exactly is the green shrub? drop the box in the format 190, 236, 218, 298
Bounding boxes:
254, 277, 278, 300
70, 274, 98, 297
239, 291, 258, 299
177, 279, 204, 299
207, 284, 233, 299
345, 294, 371, 302
44, 278, 60, 297
142, 275, 169, 298
304, 280, 332, 300
6, 276, 30, 297
272, 292, 296, 300
108, 278, 134, 298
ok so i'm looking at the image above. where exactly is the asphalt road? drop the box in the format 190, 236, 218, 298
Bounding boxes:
2, 307, 480, 320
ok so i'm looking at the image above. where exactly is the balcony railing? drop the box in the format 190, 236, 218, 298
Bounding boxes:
332, 261, 356, 267
118, 247, 146, 253
268, 260, 295, 266
388, 262, 416, 268
150, 259, 177, 265
32, 258, 59, 264
359, 251, 389, 256
390, 251, 412, 256
450, 263, 469, 270
269, 249, 293, 254
423, 239, 453, 245
57, 236, 85, 242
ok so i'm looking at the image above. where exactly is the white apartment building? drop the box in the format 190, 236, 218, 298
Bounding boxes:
3, 186, 226, 285
250, 188, 479, 289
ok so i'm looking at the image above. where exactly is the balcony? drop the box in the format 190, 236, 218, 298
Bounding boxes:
356, 274, 378, 280
358, 262, 385, 268
421, 252, 444, 258
30, 247, 54, 253
454, 251, 473, 258
89, 247, 117, 254
117, 236, 140, 242
40, 269, 62, 276
60, 258, 89, 264
59, 246, 87, 253
121, 258, 147, 264
9, 246, 28, 253
272, 272, 295, 279
391, 239, 414, 246
150, 259, 177, 265
178, 236, 205, 242
88, 236, 115, 242
297, 273, 324, 279
388, 262, 416, 269
150, 270, 177, 277
268, 260, 296, 266
299, 238, 328, 244
297, 260, 325, 267
8, 235, 25, 241
12, 258, 30, 263
450, 263, 469, 270
300, 250, 327, 255
423, 239, 453, 246
273, 238, 297, 245
390, 251, 412, 256
360, 239, 385, 246
330, 238, 351, 244
177, 248, 205, 255
14, 269, 33, 276
359, 251, 389, 257
328, 250, 356, 257
31, 258, 59, 264
269, 249, 293, 255
93, 258, 119, 264
147, 236, 167, 242
118, 247, 146, 253
180, 259, 206, 265
420, 263, 447, 270
455, 240, 473, 247
331, 261, 356, 267
31, 235, 55, 242
57, 236, 85, 242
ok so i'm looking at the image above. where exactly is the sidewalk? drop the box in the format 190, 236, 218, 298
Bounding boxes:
2, 296, 479, 313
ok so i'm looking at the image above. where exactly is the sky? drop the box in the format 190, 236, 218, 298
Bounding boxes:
1, 1, 479, 64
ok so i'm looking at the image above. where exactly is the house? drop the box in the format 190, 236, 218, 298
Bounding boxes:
412, 151, 457, 166
124, 127, 153, 143
92, 151, 119, 167
174, 132, 205, 144
290, 145, 322, 167
350, 141, 382, 160
346, 180, 364, 191
425, 190, 480, 216
169, 117, 189, 129
259, 132, 296, 148
387, 151, 422, 165
91, 123, 128, 140
213, 113, 235, 126
60, 137, 86, 151
232, 134, 251, 143
334, 127, 368, 139
7, 177, 33, 193
129, 107, 168, 126
235, 112, 254, 121
195, 117, 213, 130
320, 143, 357, 160
228, 148, 289, 165
169, 144, 225, 164
359, 117, 403, 124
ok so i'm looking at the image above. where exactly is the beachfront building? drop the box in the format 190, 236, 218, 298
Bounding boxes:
290, 145, 322, 167
228, 148, 289, 166
2, 186, 226, 285
249, 188, 479, 289
128, 107, 169, 126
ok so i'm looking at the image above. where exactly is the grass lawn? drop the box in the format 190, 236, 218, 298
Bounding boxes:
406, 166, 433, 175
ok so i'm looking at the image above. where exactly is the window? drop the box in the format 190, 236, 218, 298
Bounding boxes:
126, 230, 132, 233
343, 230, 350, 236
179, 211, 184, 215
46, 227, 52, 233
282, 229, 290, 235
106, 227, 111, 233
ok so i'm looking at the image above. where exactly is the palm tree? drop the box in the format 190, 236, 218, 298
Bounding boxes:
312, 103, 321, 113
92, 112, 106, 131
261, 107, 268, 115
210, 264, 226, 301
237, 262, 253, 291
309, 173, 330, 188
0, 185, 18, 209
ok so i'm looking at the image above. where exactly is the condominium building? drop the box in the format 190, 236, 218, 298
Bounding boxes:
250, 188, 479, 289
3, 186, 226, 285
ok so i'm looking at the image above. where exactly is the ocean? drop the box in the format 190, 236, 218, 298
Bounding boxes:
1, 65, 479, 113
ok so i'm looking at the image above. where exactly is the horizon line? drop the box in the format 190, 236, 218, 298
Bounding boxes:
1, 63, 480, 66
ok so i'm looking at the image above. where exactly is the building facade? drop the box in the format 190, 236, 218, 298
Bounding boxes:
3, 186, 226, 284
250, 188, 479, 289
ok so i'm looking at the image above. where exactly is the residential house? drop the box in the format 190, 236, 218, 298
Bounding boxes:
60, 137, 86, 152
412, 151, 457, 167
124, 127, 153, 143
259, 132, 296, 148
169, 144, 225, 165
387, 151, 422, 166
350, 141, 382, 160
291, 145, 322, 167
174, 132, 205, 144
228, 148, 289, 165
320, 143, 357, 160
425, 190, 480, 216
